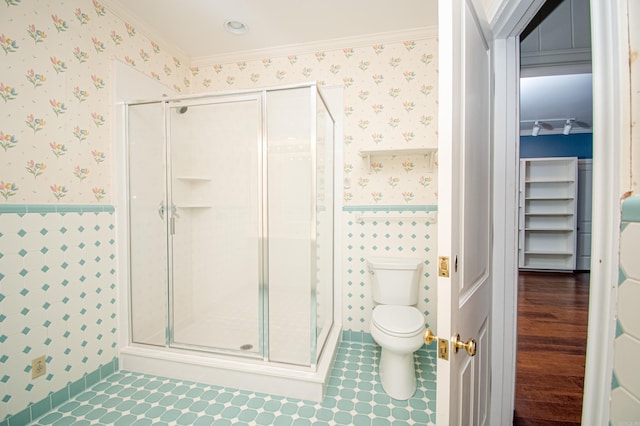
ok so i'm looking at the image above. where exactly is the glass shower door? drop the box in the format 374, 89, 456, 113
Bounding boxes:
128, 102, 168, 346
168, 95, 263, 355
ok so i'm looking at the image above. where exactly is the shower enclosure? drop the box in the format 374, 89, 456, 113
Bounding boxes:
122, 83, 338, 399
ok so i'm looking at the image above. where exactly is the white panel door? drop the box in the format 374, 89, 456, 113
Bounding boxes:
437, 0, 492, 424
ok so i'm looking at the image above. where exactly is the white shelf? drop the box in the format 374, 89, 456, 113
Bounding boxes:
359, 147, 437, 172
359, 147, 437, 157
525, 196, 574, 200
524, 228, 573, 232
518, 157, 578, 271
525, 178, 575, 183
524, 213, 573, 216
175, 176, 212, 181
523, 250, 573, 256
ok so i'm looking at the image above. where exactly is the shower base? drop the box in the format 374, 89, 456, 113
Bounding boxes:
119, 325, 341, 402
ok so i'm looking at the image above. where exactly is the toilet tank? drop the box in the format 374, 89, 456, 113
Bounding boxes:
367, 257, 423, 305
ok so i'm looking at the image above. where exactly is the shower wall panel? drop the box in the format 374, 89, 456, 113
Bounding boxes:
314, 92, 335, 362
267, 88, 313, 365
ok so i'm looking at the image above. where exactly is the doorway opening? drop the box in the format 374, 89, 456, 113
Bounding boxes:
514, 0, 593, 424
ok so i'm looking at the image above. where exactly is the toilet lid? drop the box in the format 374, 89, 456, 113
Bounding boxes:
372, 305, 424, 336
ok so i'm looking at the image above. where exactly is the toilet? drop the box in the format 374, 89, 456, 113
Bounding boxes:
367, 257, 425, 400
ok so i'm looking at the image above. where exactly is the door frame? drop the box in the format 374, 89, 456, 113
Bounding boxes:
488, 1, 626, 424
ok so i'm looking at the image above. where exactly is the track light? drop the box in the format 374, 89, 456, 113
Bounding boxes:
531, 121, 540, 137
563, 120, 572, 135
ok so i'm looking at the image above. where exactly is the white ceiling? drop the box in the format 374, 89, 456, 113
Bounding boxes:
101, 0, 438, 63
520, 73, 593, 135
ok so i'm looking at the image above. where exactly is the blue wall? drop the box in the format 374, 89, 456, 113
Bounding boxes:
520, 133, 593, 159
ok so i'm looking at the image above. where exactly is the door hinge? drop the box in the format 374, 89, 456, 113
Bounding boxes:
438, 338, 449, 360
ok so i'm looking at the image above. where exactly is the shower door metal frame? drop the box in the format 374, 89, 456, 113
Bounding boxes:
309, 85, 319, 366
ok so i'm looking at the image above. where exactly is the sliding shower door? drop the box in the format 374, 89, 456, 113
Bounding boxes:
168, 95, 263, 355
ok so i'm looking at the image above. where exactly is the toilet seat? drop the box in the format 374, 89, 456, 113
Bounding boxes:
372, 305, 424, 337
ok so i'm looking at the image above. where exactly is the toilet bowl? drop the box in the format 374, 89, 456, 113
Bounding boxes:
366, 257, 425, 400
370, 305, 425, 400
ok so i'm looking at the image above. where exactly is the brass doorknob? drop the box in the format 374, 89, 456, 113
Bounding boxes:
424, 328, 437, 345
453, 334, 477, 356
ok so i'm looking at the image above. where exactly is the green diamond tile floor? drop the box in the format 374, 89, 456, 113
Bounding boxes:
28, 342, 436, 425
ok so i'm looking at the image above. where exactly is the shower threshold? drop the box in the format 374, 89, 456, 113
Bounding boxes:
119, 326, 341, 402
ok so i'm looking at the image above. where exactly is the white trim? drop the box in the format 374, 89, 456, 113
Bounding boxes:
490, 0, 545, 38
191, 27, 438, 66
490, 35, 521, 426
489, 3, 545, 425
581, 1, 627, 424
520, 63, 592, 77
520, 48, 592, 68
436, 0, 455, 424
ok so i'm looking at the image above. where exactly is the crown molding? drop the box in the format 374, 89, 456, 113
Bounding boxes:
99, 2, 437, 68
100, 0, 190, 61
191, 26, 438, 67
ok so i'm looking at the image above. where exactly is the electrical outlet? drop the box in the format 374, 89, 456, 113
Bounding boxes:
32, 355, 46, 379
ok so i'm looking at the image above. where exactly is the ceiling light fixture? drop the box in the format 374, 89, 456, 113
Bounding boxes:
224, 20, 248, 35
531, 121, 540, 137
563, 119, 573, 135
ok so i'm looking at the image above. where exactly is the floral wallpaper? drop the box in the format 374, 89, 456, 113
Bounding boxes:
1, 0, 438, 207
0, 0, 189, 204
191, 39, 439, 207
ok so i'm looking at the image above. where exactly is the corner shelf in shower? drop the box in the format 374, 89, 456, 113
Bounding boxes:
359, 147, 438, 172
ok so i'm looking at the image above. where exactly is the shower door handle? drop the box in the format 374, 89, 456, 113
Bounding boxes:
170, 204, 178, 235
158, 202, 165, 219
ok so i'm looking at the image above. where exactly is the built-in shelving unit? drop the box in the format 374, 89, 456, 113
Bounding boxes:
359, 147, 437, 172
518, 157, 578, 271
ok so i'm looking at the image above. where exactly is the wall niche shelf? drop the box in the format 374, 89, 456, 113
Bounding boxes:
359, 147, 438, 172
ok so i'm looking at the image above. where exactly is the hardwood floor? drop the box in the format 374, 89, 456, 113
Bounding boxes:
513, 271, 590, 426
